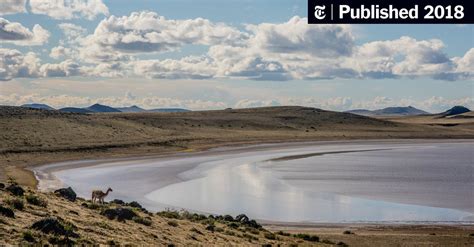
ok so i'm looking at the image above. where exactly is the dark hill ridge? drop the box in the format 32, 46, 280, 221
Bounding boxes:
86, 104, 121, 113
59, 107, 94, 114
21, 103, 55, 111
116, 105, 146, 113
440, 106, 471, 117
347, 106, 429, 116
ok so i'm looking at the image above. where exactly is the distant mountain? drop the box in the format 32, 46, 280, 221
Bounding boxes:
347, 106, 429, 117
439, 106, 471, 117
59, 107, 93, 114
148, 108, 191, 113
116, 105, 146, 113
21, 103, 55, 111
86, 104, 121, 113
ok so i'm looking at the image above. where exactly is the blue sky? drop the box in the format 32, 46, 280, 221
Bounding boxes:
0, 0, 473, 112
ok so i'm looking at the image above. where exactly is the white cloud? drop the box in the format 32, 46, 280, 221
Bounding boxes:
0, 48, 40, 80
0, 18, 50, 46
50, 46, 73, 59
0, 0, 27, 15
81, 11, 246, 55
29, 0, 109, 20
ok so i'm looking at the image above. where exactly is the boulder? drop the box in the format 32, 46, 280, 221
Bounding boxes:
54, 187, 77, 202
101, 208, 137, 221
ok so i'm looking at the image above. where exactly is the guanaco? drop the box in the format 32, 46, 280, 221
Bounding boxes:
91, 187, 113, 204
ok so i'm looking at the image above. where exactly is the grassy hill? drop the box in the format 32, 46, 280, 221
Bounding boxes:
1, 105, 473, 186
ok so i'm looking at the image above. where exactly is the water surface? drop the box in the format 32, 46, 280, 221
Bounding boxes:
36, 140, 474, 223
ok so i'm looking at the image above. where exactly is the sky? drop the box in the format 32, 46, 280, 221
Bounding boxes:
0, 0, 473, 112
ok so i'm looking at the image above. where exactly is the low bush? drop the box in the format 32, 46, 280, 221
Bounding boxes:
0, 204, 15, 218
22, 231, 36, 243
31, 217, 79, 238
26, 194, 47, 207
101, 208, 137, 221
6, 198, 24, 210
157, 210, 180, 219
276, 230, 291, 236
337, 241, 349, 247
264, 232, 276, 240
167, 220, 179, 227
293, 233, 319, 242
110, 199, 125, 205
133, 216, 152, 226
343, 230, 353, 235
6, 184, 24, 196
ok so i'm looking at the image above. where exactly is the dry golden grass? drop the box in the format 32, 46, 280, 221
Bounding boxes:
0, 185, 329, 246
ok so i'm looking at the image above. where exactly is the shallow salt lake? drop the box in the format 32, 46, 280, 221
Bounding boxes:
36, 140, 474, 223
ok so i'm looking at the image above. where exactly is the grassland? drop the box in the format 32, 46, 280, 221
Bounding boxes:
1, 105, 474, 246
1, 105, 474, 186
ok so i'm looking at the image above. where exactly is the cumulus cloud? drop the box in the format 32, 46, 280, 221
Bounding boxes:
29, 0, 109, 20
0, 48, 86, 80
0, 18, 50, 45
0, 0, 27, 15
0, 49, 39, 80
81, 11, 246, 56
247, 16, 354, 58
234, 99, 281, 108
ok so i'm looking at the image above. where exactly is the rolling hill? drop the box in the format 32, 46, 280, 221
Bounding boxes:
21, 103, 55, 111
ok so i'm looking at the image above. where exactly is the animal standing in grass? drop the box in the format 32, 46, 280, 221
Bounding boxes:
91, 187, 113, 204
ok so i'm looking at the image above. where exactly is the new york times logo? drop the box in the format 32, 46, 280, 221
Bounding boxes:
308, 0, 473, 24
314, 5, 326, 20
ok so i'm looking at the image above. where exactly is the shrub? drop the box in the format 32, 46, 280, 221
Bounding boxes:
264, 232, 276, 240
205, 224, 215, 232
277, 231, 291, 236
0, 205, 14, 218
26, 194, 47, 207
228, 222, 239, 228
343, 230, 353, 235
337, 241, 349, 247
6, 184, 24, 196
293, 233, 319, 242
111, 199, 125, 205
167, 220, 179, 227
6, 198, 24, 210
469, 233, 474, 237
22, 231, 36, 243
101, 208, 137, 221
157, 210, 180, 219
127, 201, 143, 209
54, 187, 77, 202
0, 183, 5, 189
133, 216, 152, 226
31, 217, 79, 238
190, 227, 203, 235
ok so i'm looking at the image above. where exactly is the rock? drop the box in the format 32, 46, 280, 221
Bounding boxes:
101, 208, 137, 221
6, 184, 24, 196
235, 214, 249, 223
31, 217, 79, 238
0, 183, 5, 189
0, 205, 15, 218
54, 187, 77, 202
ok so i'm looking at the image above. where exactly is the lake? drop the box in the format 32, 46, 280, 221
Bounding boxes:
34, 140, 474, 223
